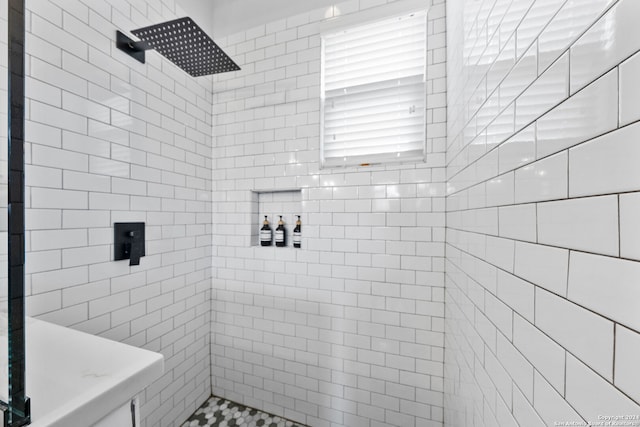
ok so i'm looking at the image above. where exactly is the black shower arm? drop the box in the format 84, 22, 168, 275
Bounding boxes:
117, 31, 151, 51
116, 31, 152, 63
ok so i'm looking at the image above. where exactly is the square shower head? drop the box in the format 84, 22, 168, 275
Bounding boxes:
131, 17, 240, 77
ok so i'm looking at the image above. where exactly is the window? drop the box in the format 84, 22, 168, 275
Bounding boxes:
321, 10, 427, 167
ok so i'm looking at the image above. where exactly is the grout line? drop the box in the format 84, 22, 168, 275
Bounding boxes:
612, 323, 617, 386
567, 40, 571, 95
534, 201, 538, 244
567, 146, 571, 201
565, 251, 571, 299
618, 194, 622, 258
563, 351, 567, 398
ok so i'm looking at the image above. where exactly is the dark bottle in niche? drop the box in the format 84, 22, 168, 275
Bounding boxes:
260, 216, 272, 246
275, 216, 286, 247
293, 215, 302, 248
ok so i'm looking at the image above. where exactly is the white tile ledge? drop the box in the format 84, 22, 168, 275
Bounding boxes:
0, 315, 164, 427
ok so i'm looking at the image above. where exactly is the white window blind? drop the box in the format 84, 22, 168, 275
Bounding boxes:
321, 11, 427, 167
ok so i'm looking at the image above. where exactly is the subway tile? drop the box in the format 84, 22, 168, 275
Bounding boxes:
88, 120, 129, 145
533, 371, 584, 426
371, 171, 400, 185
36, 303, 88, 327
614, 325, 640, 404
89, 192, 129, 210
484, 291, 512, 338
498, 124, 535, 174
497, 270, 534, 323
25, 165, 62, 189
495, 394, 518, 427
536, 69, 618, 159
514, 151, 567, 203
515, 52, 569, 129
514, 241, 569, 297
31, 188, 87, 210
62, 210, 110, 229
112, 109, 147, 135
442, 0, 640, 425
62, 51, 109, 89
26, 209, 62, 230
25, 31, 62, 66
484, 348, 512, 408
620, 51, 640, 126
26, 290, 62, 316
26, 250, 62, 274
17, 0, 591, 424
488, 33, 516, 91
500, 40, 537, 109
31, 228, 88, 251
566, 354, 640, 424
63, 170, 111, 192
88, 83, 130, 114
112, 177, 147, 196
89, 291, 130, 318
475, 260, 498, 294
89, 156, 130, 178
31, 266, 89, 294
30, 13, 87, 60
537, 195, 619, 256
62, 130, 111, 158
62, 91, 110, 123
387, 213, 416, 227
467, 183, 486, 210
400, 198, 431, 213
537, 0, 615, 73
568, 252, 640, 332
30, 100, 87, 134
371, 199, 401, 212
25, 121, 62, 148
569, 122, 640, 197
513, 386, 545, 427
62, 245, 110, 268
26, 76, 62, 107
516, 0, 565, 59
32, 144, 89, 173
485, 236, 515, 273
535, 288, 614, 380
486, 104, 516, 151
486, 172, 514, 207
570, 0, 640, 94
62, 12, 110, 53
21, 2, 220, 425
498, 204, 536, 242
496, 334, 534, 402
513, 314, 566, 394
620, 192, 640, 261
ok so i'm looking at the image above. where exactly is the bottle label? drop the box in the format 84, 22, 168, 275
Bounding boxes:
275, 230, 284, 242
260, 230, 271, 241
293, 232, 301, 244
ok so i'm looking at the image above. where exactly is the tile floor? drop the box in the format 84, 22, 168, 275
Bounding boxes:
181, 395, 308, 427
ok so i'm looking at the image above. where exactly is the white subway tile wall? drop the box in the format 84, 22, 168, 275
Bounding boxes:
445, 0, 640, 426
210, 0, 447, 425
23, 1, 213, 426
9, 0, 640, 426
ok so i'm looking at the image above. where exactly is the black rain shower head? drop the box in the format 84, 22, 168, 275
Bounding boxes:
116, 17, 240, 77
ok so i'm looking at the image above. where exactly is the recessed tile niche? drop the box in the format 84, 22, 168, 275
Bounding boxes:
250, 189, 302, 247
